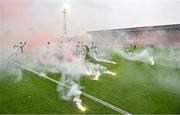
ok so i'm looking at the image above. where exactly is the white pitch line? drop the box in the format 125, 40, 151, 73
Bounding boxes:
9, 59, 132, 115
9, 59, 67, 86
82, 92, 131, 115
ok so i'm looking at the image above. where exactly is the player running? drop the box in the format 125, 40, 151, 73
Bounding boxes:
9, 42, 26, 58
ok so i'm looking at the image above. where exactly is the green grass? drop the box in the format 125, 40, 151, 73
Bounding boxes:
0, 48, 180, 114
0, 71, 115, 114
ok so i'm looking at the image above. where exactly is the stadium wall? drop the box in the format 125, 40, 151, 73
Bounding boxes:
87, 24, 180, 48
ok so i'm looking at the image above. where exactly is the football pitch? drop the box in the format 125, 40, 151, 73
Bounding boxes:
0, 48, 180, 114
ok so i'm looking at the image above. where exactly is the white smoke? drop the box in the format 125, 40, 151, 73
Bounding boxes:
113, 48, 155, 65
154, 48, 179, 68
0, 58, 22, 82
0, 38, 116, 112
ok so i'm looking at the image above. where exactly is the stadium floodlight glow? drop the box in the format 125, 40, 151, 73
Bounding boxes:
62, 4, 70, 13
62, 4, 70, 39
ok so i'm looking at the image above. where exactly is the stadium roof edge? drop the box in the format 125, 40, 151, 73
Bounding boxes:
87, 24, 180, 34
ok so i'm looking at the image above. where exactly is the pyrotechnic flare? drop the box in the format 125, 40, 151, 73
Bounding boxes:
73, 97, 86, 112
104, 70, 116, 76
66, 81, 86, 111
93, 70, 101, 80
85, 63, 116, 80
8, 46, 131, 114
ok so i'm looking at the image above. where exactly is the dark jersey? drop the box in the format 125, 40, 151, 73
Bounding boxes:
85, 45, 90, 54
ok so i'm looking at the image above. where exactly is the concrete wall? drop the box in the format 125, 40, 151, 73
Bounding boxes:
87, 24, 180, 48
